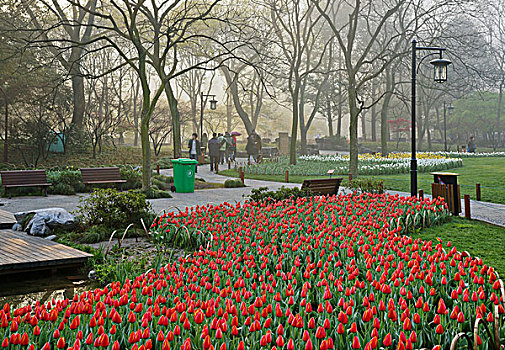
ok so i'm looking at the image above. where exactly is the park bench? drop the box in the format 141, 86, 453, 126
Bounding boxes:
301, 177, 343, 196
0, 170, 52, 199
80, 167, 126, 191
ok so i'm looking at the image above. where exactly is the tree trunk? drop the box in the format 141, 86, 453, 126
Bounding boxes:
381, 68, 393, 156
360, 110, 366, 141
289, 85, 300, 165
348, 82, 359, 176
227, 91, 232, 132
371, 80, 377, 142
71, 72, 85, 130
327, 98, 333, 136
299, 103, 307, 155
221, 66, 254, 134
165, 83, 182, 159
140, 106, 151, 191
191, 98, 198, 134
496, 80, 503, 150
133, 80, 140, 147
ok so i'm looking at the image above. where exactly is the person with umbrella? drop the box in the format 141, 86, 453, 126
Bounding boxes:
230, 131, 241, 161
224, 132, 234, 163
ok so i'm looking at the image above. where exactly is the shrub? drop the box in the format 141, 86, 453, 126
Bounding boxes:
120, 166, 142, 190
224, 179, 244, 188
247, 186, 313, 203
137, 187, 172, 199
346, 178, 384, 194
46, 169, 84, 194
51, 183, 76, 195
76, 188, 153, 229
156, 157, 173, 169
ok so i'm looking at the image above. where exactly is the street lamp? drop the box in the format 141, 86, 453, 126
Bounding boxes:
0, 84, 8, 163
411, 39, 452, 197
443, 101, 454, 152
200, 92, 217, 141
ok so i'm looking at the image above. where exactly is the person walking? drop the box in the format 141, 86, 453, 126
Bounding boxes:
254, 131, 262, 163
201, 132, 208, 155
246, 132, 258, 163
224, 132, 233, 163
208, 133, 220, 173
188, 133, 201, 173
231, 134, 237, 161
218, 133, 226, 165
468, 136, 476, 153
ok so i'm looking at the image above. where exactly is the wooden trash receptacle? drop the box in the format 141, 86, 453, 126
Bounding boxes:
431, 172, 461, 215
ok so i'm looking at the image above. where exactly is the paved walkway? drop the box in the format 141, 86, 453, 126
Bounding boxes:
2, 163, 298, 215
2, 163, 504, 227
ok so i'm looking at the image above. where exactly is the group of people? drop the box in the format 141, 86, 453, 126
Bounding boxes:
188, 130, 262, 173
188, 132, 237, 172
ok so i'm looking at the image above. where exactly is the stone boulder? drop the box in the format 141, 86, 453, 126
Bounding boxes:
14, 208, 77, 236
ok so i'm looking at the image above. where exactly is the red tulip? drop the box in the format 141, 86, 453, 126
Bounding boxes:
436, 299, 447, 314
315, 326, 326, 339
383, 333, 392, 347
57, 337, 66, 349
352, 336, 360, 349
305, 338, 314, 350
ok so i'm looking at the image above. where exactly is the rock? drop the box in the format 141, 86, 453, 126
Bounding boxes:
12, 223, 22, 231
88, 270, 97, 281
45, 235, 57, 241
14, 208, 77, 236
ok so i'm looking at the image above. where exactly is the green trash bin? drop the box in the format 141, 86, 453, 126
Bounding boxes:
171, 158, 198, 193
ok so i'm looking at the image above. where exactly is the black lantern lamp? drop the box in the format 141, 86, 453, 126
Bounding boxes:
430, 57, 452, 83
209, 97, 218, 110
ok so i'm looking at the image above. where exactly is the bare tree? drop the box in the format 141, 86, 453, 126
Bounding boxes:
313, 0, 405, 175
20, 0, 97, 134
70, 0, 241, 190
267, 0, 332, 164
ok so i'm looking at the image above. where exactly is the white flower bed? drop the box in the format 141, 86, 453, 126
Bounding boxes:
245, 153, 463, 176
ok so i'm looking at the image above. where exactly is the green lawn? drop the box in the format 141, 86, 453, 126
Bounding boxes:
223, 157, 505, 204
416, 217, 505, 277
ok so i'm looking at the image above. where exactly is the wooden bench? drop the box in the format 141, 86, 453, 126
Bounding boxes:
80, 167, 126, 191
301, 178, 343, 195
0, 170, 52, 199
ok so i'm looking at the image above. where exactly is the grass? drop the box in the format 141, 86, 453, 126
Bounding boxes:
222, 157, 505, 204
416, 216, 505, 277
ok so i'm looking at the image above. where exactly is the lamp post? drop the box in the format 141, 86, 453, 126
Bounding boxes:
0, 84, 8, 163
443, 101, 454, 152
411, 39, 452, 197
200, 92, 217, 141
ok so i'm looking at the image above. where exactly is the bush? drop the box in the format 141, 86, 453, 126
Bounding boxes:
247, 186, 313, 203
51, 183, 76, 195
120, 166, 142, 190
224, 179, 244, 188
138, 187, 172, 199
77, 188, 153, 229
346, 178, 384, 194
156, 157, 173, 169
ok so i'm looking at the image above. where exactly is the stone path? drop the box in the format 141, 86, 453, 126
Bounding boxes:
2, 162, 504, 227
2, 163, 297, 215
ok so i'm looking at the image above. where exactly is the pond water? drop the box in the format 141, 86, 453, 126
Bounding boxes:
0, 269, 90, 309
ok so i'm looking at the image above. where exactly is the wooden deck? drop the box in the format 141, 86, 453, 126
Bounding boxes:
0, 230, 92, 275
0, 209, 16, 229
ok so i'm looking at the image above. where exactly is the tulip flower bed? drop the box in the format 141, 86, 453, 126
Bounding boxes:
2, 193, 505, 350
